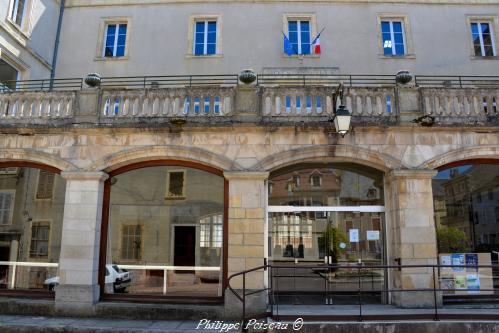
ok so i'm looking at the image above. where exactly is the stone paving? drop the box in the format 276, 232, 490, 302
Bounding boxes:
0, 315, 238, 332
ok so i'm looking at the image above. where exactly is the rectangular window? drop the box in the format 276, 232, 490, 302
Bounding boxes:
381, 20, 405, 56
30, 222, 50, 259
194, 20, 217, 55
10, 0, 26, 27
200, 214, 223, 248
121, 225, 142, 260
36, 170, 55, 200
288, 20, 311, 55
166, 170, 185, 199
471, 22, 496, 57
0, 191, 14, 225
104, 23, 127, 57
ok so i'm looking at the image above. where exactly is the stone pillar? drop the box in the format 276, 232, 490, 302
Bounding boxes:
223, 171, 268, 319
385, 169, 440, 308
55, 171, 108, 316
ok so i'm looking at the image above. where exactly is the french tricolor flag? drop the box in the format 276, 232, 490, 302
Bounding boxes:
312, 35, 321, 55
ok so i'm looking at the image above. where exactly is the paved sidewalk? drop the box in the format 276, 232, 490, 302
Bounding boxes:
0, 315, 240, 333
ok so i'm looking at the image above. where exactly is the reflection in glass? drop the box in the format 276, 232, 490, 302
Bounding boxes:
0, 167, 65, 292
268, 163, 384, 206
107, 166, 224, 297
433, 164, 499, 296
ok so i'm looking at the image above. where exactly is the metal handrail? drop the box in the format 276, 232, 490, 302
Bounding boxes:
227, 262, 499, 324
1, 74, 499, 92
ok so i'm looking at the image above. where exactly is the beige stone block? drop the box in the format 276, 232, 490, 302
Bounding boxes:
229, 220, 264, 234
399, 244, 414, 258
228, 258, 246, 273
230, 195, 242, 208
245, 258, 265, 269
244, 234, 264, 246
245, 208, 264, 219
403, 209, 434, 227
228, 234, 244, 245
413, 244, 437, 258
229, 208, 246, 219
229, 245, 263, 258
400, 227, 436, 244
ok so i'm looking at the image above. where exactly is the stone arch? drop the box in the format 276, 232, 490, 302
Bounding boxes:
419, 145, 499, 170
0, 149, 76, 171
254, 144, 405, 172
88, 145, 244, 173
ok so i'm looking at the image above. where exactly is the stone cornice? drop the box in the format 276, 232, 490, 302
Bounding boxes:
66, 0, 499, 8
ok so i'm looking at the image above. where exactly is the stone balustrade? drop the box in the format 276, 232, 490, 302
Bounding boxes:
100, 87, 235, 118
261, 86, 395, 120
0, 85, 498, 127
0, 92, 76, 120
262, 87, 335, 116
344, 87, 395, 118
421, 88, 498, 125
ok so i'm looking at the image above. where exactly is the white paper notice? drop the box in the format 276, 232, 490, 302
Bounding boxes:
349, 229, 359, 243
366, 230, 380, 241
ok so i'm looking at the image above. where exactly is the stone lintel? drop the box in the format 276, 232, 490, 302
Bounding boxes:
224, 171, 269, 180
61, 171, 109, 182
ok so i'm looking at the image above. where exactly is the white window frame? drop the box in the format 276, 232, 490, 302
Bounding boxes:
283, 13, 318, 57
29, 220, 51, 259
381, 20, 406, 56
0, 190, 15, 226
120, 224, 143, 261
187, 14, 222, 57
470, 21, 497, 57
193, 21, 216, 55
102, 23, 128, 58
10, 0, 26, 26
290, 20, 310, 55
96, 17, 131, 61
377, 14, 413, 58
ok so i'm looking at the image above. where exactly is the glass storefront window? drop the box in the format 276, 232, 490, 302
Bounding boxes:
106, 166, 224, 297
268, 163, 386, 305
268, 163, 384, 206
0, 167, 65, 292
433, 164, 499, 296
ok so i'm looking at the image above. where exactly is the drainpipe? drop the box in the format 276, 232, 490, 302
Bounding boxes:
49, 0, 65, 91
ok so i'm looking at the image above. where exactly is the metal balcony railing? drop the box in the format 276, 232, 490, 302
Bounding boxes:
1, 74, 498, 92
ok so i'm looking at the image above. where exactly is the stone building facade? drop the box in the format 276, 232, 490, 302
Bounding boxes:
0, 0, 498, 320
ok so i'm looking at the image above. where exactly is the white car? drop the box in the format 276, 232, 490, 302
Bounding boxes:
44, 264, 131, 293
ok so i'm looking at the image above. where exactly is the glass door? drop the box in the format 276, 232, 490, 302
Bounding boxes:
268, 209, 385, 304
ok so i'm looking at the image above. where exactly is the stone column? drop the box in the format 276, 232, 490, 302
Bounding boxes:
385, 169, 440, 308
55, 171, 108, 316
223, 171, 268, 319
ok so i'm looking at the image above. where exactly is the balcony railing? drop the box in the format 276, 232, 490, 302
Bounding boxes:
422, 88, 498, 125
0, 91, 76, 121
100, 87, 235, 118
1, 74, 499, 92
0, 74, 497, 127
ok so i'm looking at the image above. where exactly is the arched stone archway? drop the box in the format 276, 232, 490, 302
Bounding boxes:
419, 145, 499, 170
0, 149, 76, 171
253, 144, 405, 173
87, 145, 245, 173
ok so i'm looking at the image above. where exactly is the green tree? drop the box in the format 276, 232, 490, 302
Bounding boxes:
318, 225, 348, 264
437, 226, 472, 253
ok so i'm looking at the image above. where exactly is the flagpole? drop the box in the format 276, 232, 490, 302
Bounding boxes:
311, 27, 326, 45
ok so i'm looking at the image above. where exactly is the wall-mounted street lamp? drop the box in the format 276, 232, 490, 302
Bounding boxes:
331, 83, 352, 137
